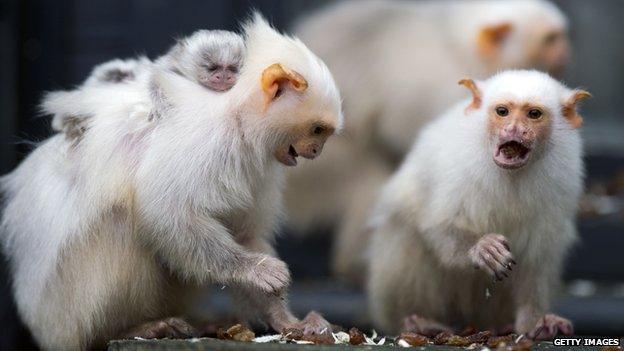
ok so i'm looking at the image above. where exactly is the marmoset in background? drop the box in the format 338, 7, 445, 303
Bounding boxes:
367, 70, 589, 340
1, 14, 342, 351
288, 0, 571, 284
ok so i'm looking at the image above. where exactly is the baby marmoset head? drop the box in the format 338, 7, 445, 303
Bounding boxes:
159, 30, 245, 92
459, 70, 590, 170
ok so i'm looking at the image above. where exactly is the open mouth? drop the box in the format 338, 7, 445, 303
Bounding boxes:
276, 145, 299, 166
493, 140, 532, 169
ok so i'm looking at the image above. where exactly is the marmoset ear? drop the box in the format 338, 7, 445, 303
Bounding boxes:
261, 63, 308, 109
561, 89, 591, 129
477, 22, 513, 58
459, 78, 483, 111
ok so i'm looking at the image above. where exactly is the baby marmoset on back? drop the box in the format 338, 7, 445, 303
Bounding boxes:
3, 16, 342, 351
52, 30, 245, 140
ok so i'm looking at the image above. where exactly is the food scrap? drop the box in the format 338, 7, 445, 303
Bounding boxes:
216, 324, 255, 342
348, 327, 366, 345
398, 332, 429, 346
210, 323, 540, 349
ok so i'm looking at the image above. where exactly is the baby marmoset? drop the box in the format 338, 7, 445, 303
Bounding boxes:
367, 70, 589, 340
156, 29, 244, 92
149, 30, 244, 119
52, 30, 245, 141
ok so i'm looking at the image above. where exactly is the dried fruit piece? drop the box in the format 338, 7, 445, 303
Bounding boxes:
466, 330, 492, 344
434, 331, 453, 345
446, 335, 471, 347
349, 327, 365, 345
226, 324, 245, 335
283, 326, 334, 345
487, 335, 513, 348
302, 331, 334, 345
221, 324, 255, 342
399, 332, 429, 346
216, 327, 231, 340
232, 331, 255, 342
282, 328, 303, 341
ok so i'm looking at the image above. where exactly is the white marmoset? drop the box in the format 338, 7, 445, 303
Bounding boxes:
1, 14, 343, 351
367, 70, 589, 340
288, 0, 571, 284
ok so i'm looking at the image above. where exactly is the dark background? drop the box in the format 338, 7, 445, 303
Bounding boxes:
1, 0, 623, 349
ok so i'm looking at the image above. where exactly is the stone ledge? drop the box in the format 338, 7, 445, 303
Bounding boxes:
107, 338, 604, 351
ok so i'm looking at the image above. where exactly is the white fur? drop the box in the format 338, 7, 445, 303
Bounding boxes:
50, 56, 152, 133
155, 30, 244, 84
367, 70, 584, 333
287, 0, 569, 283
83, 56, 152, 87
1, 14, 341, 351
51, 29, 245, 136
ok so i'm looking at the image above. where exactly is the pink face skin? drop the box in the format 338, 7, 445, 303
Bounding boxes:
202, 64, 239, 92
493, 125, 534, 169
487, 101, 552, 170
274, 123, 335, 167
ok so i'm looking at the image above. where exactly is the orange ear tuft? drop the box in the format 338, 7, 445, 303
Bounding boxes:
261, 63, 308, 109
561, 89, 591, 129
477, 23, 513, 58
458, 78, 482, 111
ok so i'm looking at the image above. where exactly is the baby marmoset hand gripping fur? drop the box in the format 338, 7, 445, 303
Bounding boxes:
1, 15, 342, 351
367, 70, 589, 339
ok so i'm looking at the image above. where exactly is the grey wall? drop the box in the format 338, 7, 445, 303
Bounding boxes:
553, 0, 624, 153
555, 0, 624, 117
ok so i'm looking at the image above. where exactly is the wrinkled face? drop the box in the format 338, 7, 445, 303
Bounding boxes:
187, 34, 245, 92
487, 100, 552, 169
196, 53, 243, 92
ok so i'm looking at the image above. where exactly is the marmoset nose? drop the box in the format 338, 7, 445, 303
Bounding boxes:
502, 123, 527, 138
504, 124, 517, 134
